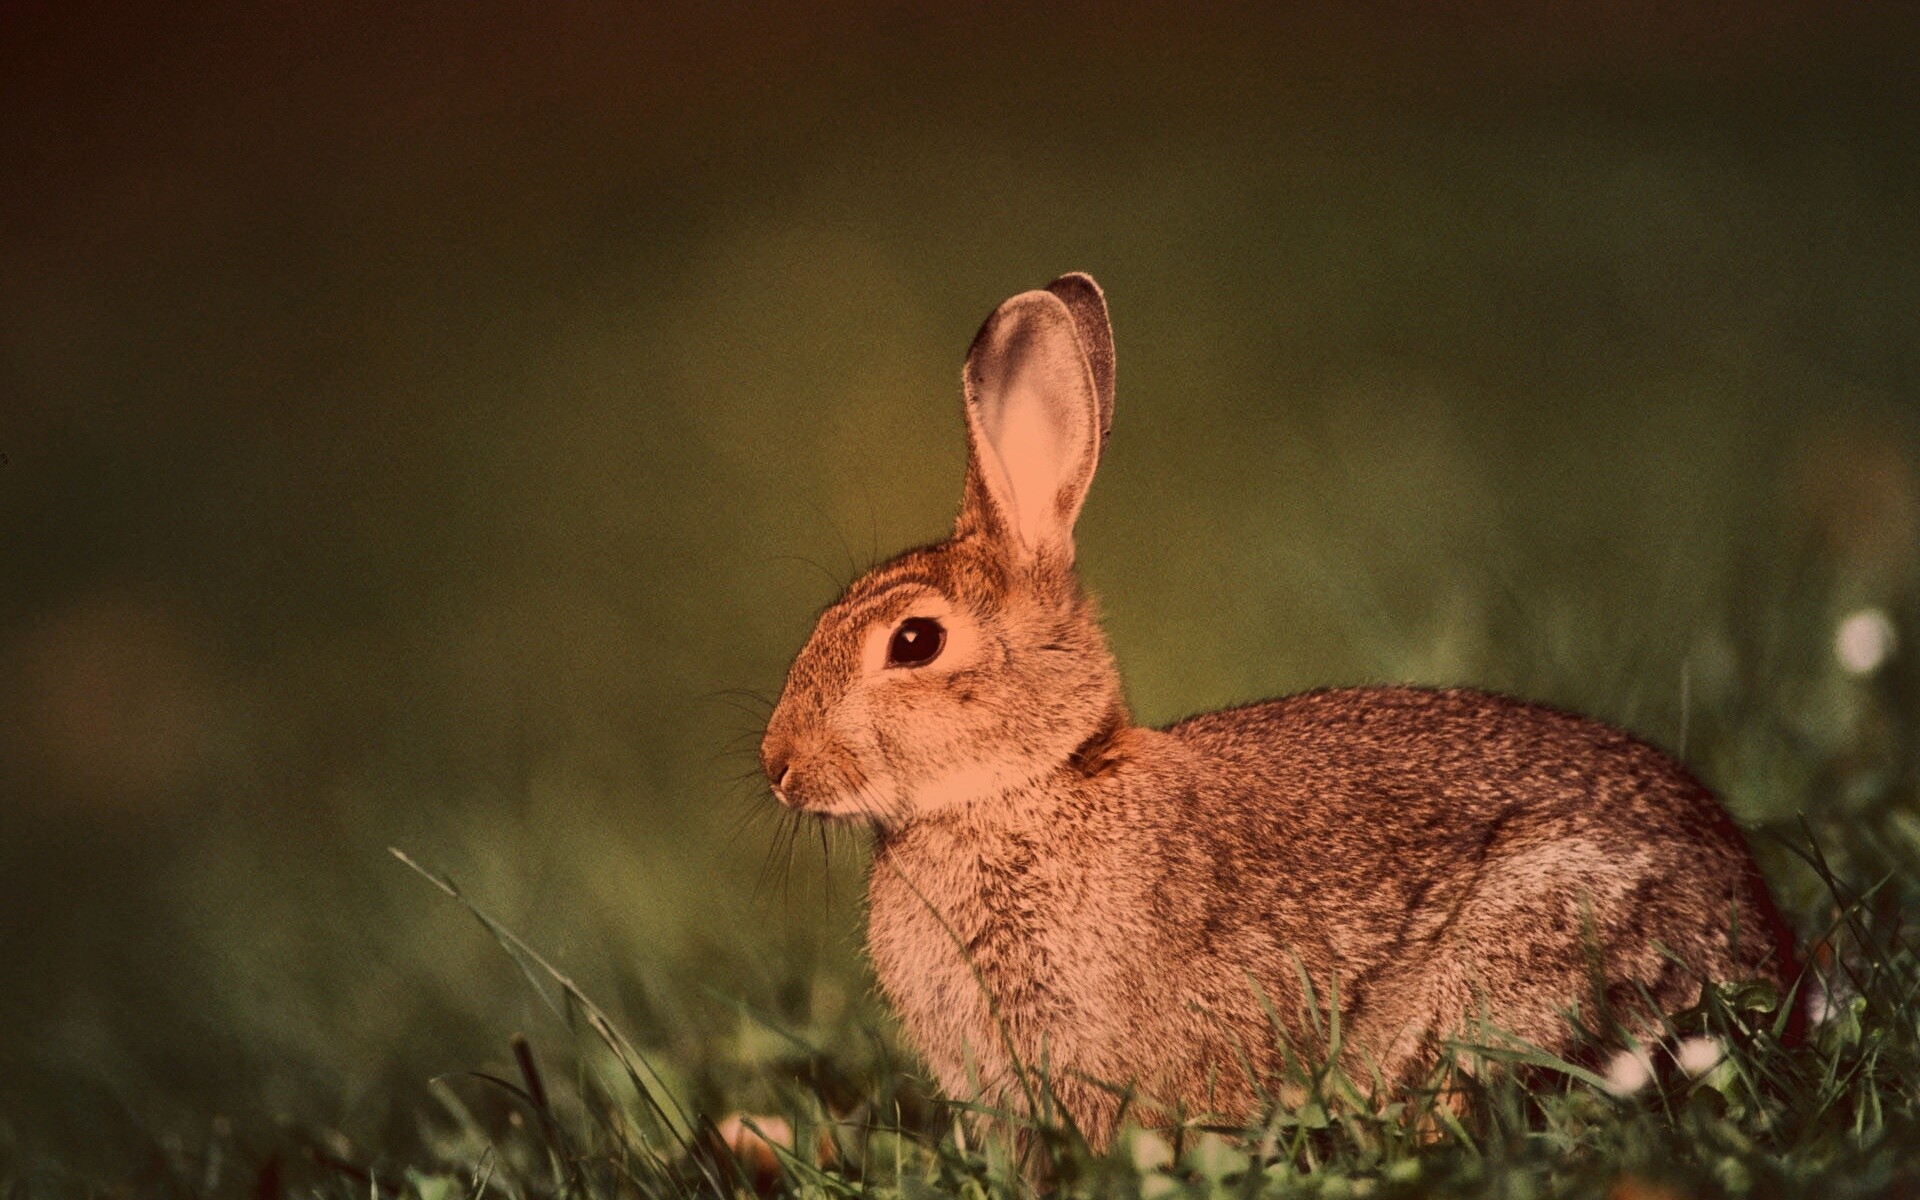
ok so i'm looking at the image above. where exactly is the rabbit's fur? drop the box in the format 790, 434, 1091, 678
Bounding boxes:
760, 274, 1792, 1143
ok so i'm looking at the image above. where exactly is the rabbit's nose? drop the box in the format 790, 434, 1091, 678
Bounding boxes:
761, 733, 794, 795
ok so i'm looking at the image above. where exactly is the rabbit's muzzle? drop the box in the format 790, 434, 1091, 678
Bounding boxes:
759, 722, 855, 815
760, 728, 797, 804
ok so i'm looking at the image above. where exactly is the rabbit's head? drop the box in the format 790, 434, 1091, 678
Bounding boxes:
760, 274, 1127, 824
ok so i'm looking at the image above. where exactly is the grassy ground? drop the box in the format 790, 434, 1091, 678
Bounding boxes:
371, 835, 1920, 1200
16, 587, 1918, 1200
33, 849, 1914, 1200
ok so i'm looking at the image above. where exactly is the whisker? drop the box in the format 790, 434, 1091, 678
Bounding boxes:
844, 758, 904, 829
770, 552, 849, 595
722, 792, 775, 846
714, 745, 769, 766
708, 700, 777, 727
816, 819, 833, 914
751, 807, 799, 905
710, 752, 769, 777
699, 686, 777, 709
783, 809, 805, 903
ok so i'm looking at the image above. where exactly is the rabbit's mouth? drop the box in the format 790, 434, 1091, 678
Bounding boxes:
771, 761, 902, 826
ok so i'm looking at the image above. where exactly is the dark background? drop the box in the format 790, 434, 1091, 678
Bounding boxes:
4, 0, 1918, 1169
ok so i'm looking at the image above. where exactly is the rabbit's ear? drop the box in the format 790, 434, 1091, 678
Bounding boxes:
959, 288, 1102, 563
1044, 273, 1114, 454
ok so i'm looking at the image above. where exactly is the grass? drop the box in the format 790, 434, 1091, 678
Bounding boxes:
64, 861, 1918, 1200
37, 711, 1919, 1199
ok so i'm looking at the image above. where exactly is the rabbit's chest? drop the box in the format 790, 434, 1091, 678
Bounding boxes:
866, 829, 1121, 1092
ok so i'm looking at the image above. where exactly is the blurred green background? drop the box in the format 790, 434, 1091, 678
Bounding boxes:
3, 0, 1918, 1175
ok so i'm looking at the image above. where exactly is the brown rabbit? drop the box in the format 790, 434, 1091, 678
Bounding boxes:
759, 273, 1792, 1145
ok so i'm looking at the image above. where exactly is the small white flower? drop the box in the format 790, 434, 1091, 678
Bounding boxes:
1806, 971, 1858, 1029
1603, 1046, 1654, 1096
1805, 986, 1832, 1027
1835, 608, 1897, 676
1674, 1035, 1723, 1077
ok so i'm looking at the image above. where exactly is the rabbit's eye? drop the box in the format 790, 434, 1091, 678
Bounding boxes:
887, 617, 946, 668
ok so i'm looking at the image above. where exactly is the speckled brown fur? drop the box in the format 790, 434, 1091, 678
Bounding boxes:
760, 274, 1793, 1146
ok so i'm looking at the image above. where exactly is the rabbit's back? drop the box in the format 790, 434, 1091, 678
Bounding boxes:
1160, 687, 1789, 1063
1168, 685, 1767, 910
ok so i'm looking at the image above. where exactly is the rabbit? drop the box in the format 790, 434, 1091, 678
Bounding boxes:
758, 272, 1794, 1147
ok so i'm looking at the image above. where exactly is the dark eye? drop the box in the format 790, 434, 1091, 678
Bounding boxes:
886, 616, 946, 668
